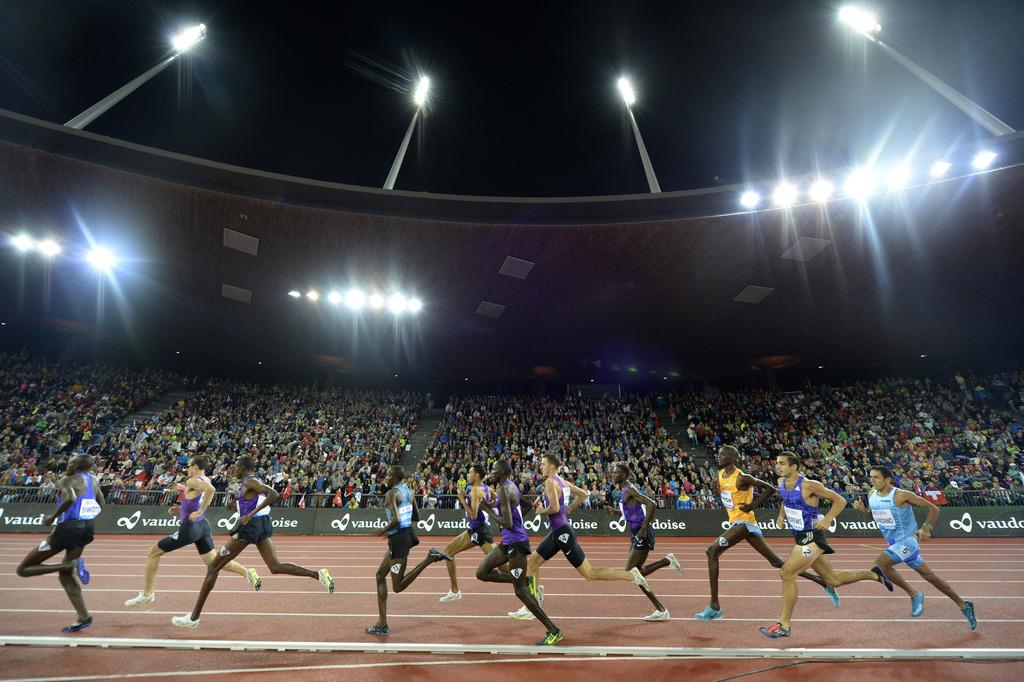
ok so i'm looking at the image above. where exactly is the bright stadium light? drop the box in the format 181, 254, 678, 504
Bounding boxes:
929, 160, 952, 178
887, 166, 912, 191
37, 239, 61, 257
384, 75, 432, 190
171, 24, 207, 53
971, 151, 997, 170
288, 290, 301, 298
387, 293, 408, 314
844, 168, 876, 201
85, 246, 116, 272
327, 291, 342, 305
306, 290, 319, 301
808, 179, 834, 203
407, 297, 423, 313
368, 293, 385, 309
344, 288, 366, 310
617, 76, 660, 193
413, 76, 430, 106
772, 182, 798, 207
838, 6, 881, 35
739, 191, 761, 209
617, 77, 636, 106
11, 234, 34, 252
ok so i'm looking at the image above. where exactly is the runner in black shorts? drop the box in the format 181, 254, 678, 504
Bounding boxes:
437, 464, 506, 603
125, 455, 260, 607
16, 455, 103, 633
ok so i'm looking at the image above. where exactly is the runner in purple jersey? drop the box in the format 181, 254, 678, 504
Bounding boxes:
17, 455, 103, 633
437, 464, 508, 603
475, 459, 561, 646
509, 454, 651, 622
172, 455, 334, 629
125, 454, 260, 607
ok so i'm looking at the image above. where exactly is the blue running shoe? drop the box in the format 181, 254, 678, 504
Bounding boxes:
695, 605, 723, 621
871, 566, 893, 592
961, 600, 977, 630
61, 617, 92, 633
75, 558, 90, 585
911, 591, 925, 618
824, 586, 841, 608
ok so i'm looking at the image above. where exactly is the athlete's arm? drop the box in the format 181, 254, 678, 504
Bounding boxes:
239, 478, 278, 524
738, 474, 777, 512
43, 476, 76, 526
894, 488, 940, 542
410, 488, 421, 523
775, 478, 787, 528
377, 489, 400, 536
534, 478, 561, 516
804, 479, 846, 530
189, 476, 216, 521
457, 486, 469, 511
565, 481, 590, 515
851, 497, 872, 518
94, 478, 106, 507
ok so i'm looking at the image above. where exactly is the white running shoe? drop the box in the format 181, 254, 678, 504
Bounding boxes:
630, 566, 651, 590
666, 553, 684, 575
508, 605, 534, 620
538, 584, 545, 607
643, 609, 670, 622
171, 614, 199, 629
246, 568, 262, 591
124, 592, 155, 607
440, 591, 462, 603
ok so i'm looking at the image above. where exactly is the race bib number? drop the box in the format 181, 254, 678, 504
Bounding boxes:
79, 499, 102, 520
720, 490, 734, 510
784, 506, 806, 531
871, 508, 897, 530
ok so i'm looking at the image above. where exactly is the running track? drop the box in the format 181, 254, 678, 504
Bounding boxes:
0, 534, 1021, 681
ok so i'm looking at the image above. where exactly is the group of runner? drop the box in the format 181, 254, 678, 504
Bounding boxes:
16, 445, 977, 643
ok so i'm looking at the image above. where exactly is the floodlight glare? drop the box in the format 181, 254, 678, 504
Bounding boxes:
414, 76, 430, 106
839, 6, 881, 35
387, 293, 407, 314
844, 168, 876, 201
288, 290, 301, 298
37, 239, 61, 257
306, 290, 319, 301
808, 179, 834, 203
617, 77, 636, 106
172, 24, 207, 53
887, 166, 911, 191
772, 183, 798, 207
345, 288, 366, 310
85, 246, 116, 272
327, 291, 342, 305
11, 234, 34, 252
971, 151, 996, 170
368, 293, 385, 309
407, 297, 423, 313
739, 191, 761, 209
929, 160, 952, 178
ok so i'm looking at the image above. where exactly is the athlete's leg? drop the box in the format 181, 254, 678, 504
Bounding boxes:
810, 554, 883, 588
475, 544, 511, 582
778, 544, 822, 629
626, 547, 666, 611
441, 532, 475, 593
141, 544, 165, 595
56, 546, 89, 622
914, 562, 967, 608
747, 534, 828, 588
506, 551, 558, 635
374, 552, 402, 629
255, 538, 318, 578
16, 544, 72, 577
390, 548, 449, 593
200, 550, 248, 578
704, 524, 748, 610
188, 538, 247, 620
876, 552, 917, 598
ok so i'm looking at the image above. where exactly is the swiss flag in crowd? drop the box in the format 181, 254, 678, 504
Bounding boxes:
332, 490, 343, 507
923, 490, 949, 505
281, 482, 292, 500
298, 495, 306, 509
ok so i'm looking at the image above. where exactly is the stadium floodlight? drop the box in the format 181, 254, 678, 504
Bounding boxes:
929, 160, 952, 178
407, 297, 423, 313
887, 166, 911, 191
368, 293, 385, 309
617, 77, 636, 106
306, 290, 319, 301
617, 77, 661, 193
808, 179, 834, 203
971, 151, 997, 170
837, 7, 1014, 136
844, 168, 876, 201
65, 23, 208, 130
772, 182, 798, 207
11, 234, 34, 252
387, 293, 407, 314
327, 291, 342, 305
171, 24, 207, 53
384, 75, 431, 190
739, 191, 761, 209
85, 246, 116, 272
288, 290, 301, 298
344, 288, 366, 310
37, 239, 61, 257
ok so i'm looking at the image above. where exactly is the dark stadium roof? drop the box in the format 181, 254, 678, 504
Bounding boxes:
1, 109, 1023, 387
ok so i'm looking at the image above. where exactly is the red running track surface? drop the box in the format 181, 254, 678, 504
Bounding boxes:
0, 534, 1022, 681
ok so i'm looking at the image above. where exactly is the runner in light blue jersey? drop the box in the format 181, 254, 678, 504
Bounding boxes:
853, 466, 976, 629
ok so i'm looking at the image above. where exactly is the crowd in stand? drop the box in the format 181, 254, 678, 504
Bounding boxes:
3, 350, 1023, 511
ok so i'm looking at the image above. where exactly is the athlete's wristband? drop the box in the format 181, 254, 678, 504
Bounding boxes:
921, 523, 933, 531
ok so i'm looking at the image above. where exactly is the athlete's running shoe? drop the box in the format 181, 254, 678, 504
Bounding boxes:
643, 609, 670, 621
61, 617, 92, 633
961, 600, 977, 630
365, 624, 389, 637
630, 566, 651, 590
171, 615, 199, 629
247, 568, 262, 591
871, 566, 894, 592
538, 584, 545, 607
536, 629, 563, 646
75, 558, 90, 585
124, 592, 155, 607
824, 585, 841, 608
695, 605, 723, 621
758, 622, 790, 639
509, 605, 534, 620
526, 575, 538, 598
666, 553, 684, 575
911, 591, 925, 617
440, 590, 462, 603
318, 568, 335, 594
428, 548, 454, 562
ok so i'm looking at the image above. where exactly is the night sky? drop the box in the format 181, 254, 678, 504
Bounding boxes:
2, 1, 1022, 198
